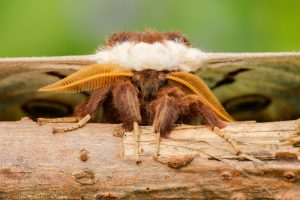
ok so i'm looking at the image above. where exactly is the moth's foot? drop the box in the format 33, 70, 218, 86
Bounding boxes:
152, 130, 171, 160
37, 117, 82, 125
134, 122, 141, 164
114, 123, 141, 164
37, 118, 50, 125
213, 127, 262, 163
153, 131, 161, 159
213, 127, 241, 155
51, 115, 91, 134
113, 125, 126, 137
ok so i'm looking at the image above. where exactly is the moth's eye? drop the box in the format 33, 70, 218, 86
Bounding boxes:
158, 74, 167, 87
22, 99, 73, 119
158, 79, 167, 88
137, 80, 142, 91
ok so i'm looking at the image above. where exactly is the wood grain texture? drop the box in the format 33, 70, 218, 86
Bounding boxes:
0, 118, 300, 199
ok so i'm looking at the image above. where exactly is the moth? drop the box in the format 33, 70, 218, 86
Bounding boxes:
40, 33, 232, 122
36, 31, 235, 158
1, 30, 300, 159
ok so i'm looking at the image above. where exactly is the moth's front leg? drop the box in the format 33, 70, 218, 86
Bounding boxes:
151, 95, 181, 137
112, 81, 142, 129
112, 81, 142, 163
74, 85, 111, 118
150, 93, 181, 158
181, 94, 226, 129
181, 95, 241, 154
37, 86, 111, 133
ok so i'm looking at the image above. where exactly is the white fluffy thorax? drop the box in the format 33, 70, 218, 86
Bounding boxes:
93, 41, 206, 72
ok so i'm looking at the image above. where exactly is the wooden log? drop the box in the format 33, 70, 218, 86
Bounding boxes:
0, 118, 300, 200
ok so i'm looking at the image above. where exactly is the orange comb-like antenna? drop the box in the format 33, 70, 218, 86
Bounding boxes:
39, 64, 133, 93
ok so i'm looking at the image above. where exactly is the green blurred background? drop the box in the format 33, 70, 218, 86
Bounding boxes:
1, 0, 300, 57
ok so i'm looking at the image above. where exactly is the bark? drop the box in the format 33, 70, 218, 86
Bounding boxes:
0, 118, 300, 199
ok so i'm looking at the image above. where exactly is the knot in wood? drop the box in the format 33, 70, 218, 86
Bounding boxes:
222, 171, 232, 181
283, 171, 296, 182
74, 170, 95, 185
80, 149, 89, 162
166, 155, 194, 169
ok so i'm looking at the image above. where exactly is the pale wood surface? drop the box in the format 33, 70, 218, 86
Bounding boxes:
0, 119, 300, 199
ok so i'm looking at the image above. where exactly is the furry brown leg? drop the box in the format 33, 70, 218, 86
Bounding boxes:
112, 81, 141, 129
151, 95, 181, 137
150, 87, 185, 137
180, 95, 243, 154
180, 95, 226, 129
38, 86, 111, 133
52, 114, 91, 134
134, 122, 141, 164
154, 131, 161, 158
213, 127, 241, 155
150, 92, 182, 157
112, 81, 142, 162
74, 86, 111, 117
37, 117, 82, 125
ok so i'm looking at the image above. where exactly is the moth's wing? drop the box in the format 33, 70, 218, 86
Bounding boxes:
0, 55, 97, 120
195, 52, 300, 122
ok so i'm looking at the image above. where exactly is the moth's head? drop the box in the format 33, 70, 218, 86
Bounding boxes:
132, 69, 167, 100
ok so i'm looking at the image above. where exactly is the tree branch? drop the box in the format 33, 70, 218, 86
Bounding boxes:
0, 119, 299, 199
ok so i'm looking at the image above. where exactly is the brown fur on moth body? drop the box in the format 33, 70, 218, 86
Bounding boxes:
39, 30, 233, 137
73, 68, 226, 137
106, 30, 191, 47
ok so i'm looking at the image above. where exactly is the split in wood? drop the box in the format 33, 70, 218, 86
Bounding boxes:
280, 119, 300, 147
275, 152, 298, 161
